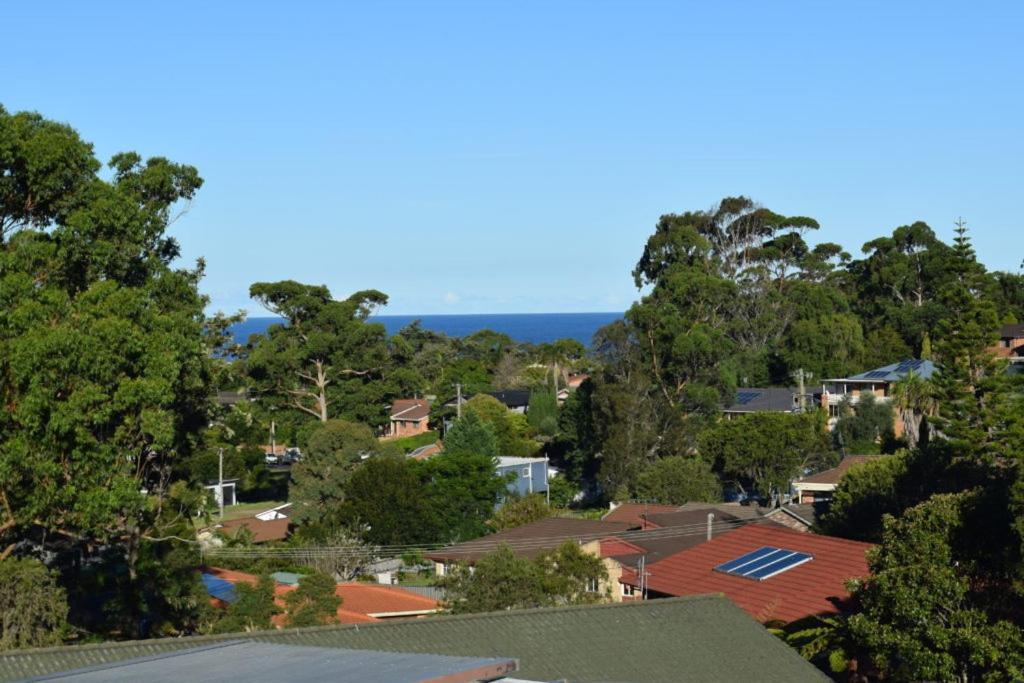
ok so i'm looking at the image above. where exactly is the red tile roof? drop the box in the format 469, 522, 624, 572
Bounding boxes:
619, 525, 872, 624
601, 503, 682, 527
204, 568, 439, 625
797, 456, 882, 486
390, 398, 431, 421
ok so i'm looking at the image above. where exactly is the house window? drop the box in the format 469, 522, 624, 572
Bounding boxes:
585, 579, 599, 593
621, 584, 636, 597
522, 467, 531, 477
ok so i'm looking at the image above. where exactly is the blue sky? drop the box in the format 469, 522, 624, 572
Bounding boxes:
4, 1, 1022, 315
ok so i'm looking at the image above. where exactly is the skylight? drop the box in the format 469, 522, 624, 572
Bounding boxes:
713, 546, 813, 581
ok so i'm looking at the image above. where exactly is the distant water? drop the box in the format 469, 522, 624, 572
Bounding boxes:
230, 312, 622, 347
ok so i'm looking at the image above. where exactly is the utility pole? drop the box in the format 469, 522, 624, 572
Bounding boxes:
270, 420, 276, 461
217, 447, 225, 521
792, 368, 812, 413
455, 382, 462, 419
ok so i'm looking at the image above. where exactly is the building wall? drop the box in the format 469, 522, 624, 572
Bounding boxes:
388, 417, 428, 438
496, 460, 549, 498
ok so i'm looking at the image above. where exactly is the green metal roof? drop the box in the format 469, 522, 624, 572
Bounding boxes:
0, 595, 825, 682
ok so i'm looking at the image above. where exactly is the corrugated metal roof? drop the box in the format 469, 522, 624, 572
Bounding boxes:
28, 641, 518, 683
0, 597, 825, 682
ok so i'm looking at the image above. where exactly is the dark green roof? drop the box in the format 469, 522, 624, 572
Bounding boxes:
0, 595, 825, 682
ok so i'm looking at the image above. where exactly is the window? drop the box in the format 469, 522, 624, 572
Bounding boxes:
522, 467, 531, 477
621, 583, 636, 597
585, 579, 599, 593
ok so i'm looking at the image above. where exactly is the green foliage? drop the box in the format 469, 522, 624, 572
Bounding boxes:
245, 281, 390, 426
290, 419, 379, 533
443, 411, 498, 458
817, 454, 909, 541
527, 390, 560, 437
847, 493, 1024, 681
425, 449, 508, 542
464, 394, 537, 456
0, 106, 216, 639
833, 393, 897, 454
634, 456, 721, 505
441, 541, 608, 614
699, 412, 833, 500
0, 558, 69, 650
340, 456, 438, 545
546, 474, 580, 508
487, 494, 553, 531
212, 576, 281, 634
283, 571, 341, 628
389, 429, 439, 454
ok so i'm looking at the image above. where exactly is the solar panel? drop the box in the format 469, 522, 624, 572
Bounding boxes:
201, 573, 238, 603
894, 359, 924, 373
714, 546, 813, 581
862, 370, 889, 379
735, 391, 761, 405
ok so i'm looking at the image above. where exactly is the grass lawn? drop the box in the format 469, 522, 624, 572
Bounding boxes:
386, 430, 440, 453
220, 500, 287, 521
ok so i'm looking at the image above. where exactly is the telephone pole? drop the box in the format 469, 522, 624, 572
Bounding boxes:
455, 382, 462, 419
217, 447, 225, 521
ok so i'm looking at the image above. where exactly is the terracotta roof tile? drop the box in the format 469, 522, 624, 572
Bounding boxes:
600, 503, 682, 526
619, 525, 872, 624
218, 516, 291, 543
390, 398, 431, 421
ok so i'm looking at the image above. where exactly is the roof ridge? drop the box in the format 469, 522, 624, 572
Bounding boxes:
341, 582, 439, 606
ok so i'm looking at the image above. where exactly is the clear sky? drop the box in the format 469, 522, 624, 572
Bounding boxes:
4, 1, 1022, 315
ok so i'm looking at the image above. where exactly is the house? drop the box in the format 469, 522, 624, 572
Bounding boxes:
820, 359, 938, 433
618, 524, 872, 624
445, 390, 531, 414
722, 387, 801, 418
1, 596, 827, 682
214, 388, 251, 407
425, 517, 633, 575
990, 323, 1024, 364
764, 503, 824, 533
201, 567, 440, 625
496, 456, 549, 499
566, 372, 589, 389
385, 398, 431, 438
791, 455, 881, 504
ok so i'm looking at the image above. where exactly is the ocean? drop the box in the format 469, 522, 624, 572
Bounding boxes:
229, 312, 622, 346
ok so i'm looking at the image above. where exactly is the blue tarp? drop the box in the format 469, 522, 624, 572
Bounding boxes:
201, 573, 238, 603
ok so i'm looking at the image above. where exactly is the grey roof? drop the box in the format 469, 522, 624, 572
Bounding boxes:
999, 323, 1024, 338
0, 596, 826, 683
723, 387, 798, 413
832, 358, 937, 383
424, 517, 633, 563
27, 641, 517, 683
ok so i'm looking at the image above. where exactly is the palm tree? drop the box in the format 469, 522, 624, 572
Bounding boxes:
890, 369, 937, 450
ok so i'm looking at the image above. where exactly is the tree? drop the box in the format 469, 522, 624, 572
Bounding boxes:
0, 107, 217, 638
440, 546, 547, 614
440, 541, 608, 614
425, 449, 508, 542
847, 493, 1024, 681
442, 411, 498, 458
527, 389, 560, 437
339, 456, 438, 545
536, 541, 609, 605
832, 393, 896, 454
283, 571, 341, 628
463, 394, 537, 456
290, 419, 379, 533
699, 412, 833, 502
889, 369, 937, 450
212, 576, 281, 634
0, 557, 69, 650
246, 282, 389, 425
487, 494, 553, 531
634, 456, 721, 505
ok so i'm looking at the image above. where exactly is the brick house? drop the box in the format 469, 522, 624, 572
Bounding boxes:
385, 398, 431, 438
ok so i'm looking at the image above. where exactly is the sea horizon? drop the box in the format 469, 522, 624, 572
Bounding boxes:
230, 311, 623, 346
